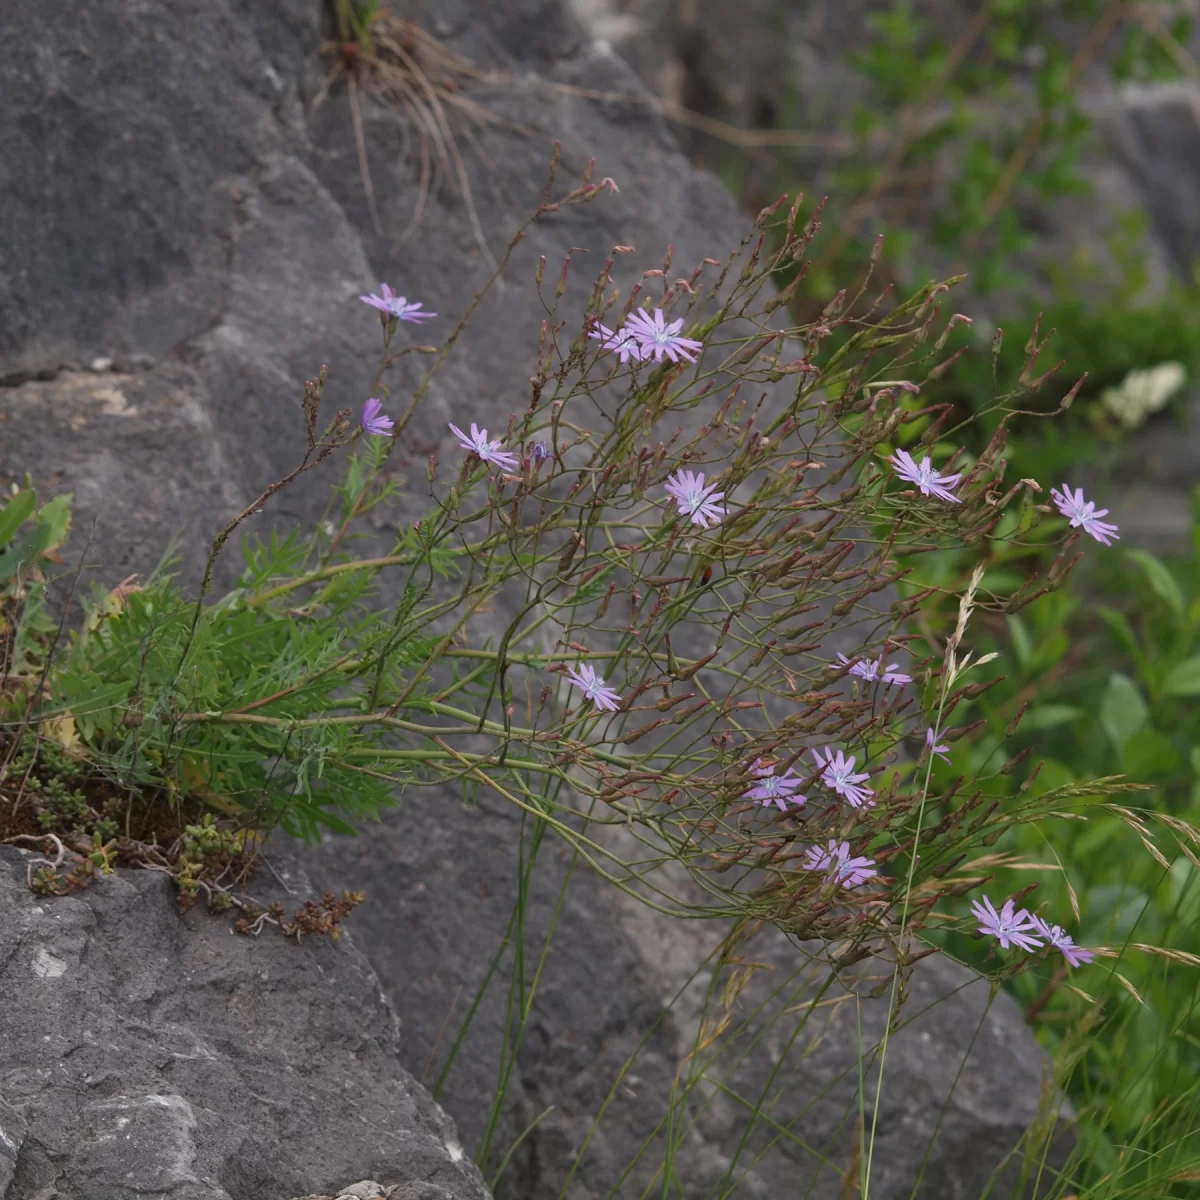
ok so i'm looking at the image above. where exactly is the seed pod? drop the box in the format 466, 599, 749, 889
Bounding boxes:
676, 649, 718, 681
1004, 702, 1028, 738
1057, 373, 1087, 412
665, 633, 679, 677
822, 288, 846, 318
557, 531, 584, 573
749, 640, 776, 667
620, 717, 669, 744
596, 581, 616, 619
1000, 747, 1032, 776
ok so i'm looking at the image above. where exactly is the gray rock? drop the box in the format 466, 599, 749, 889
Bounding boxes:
291, 1183, 391, 1200
0, 846, 490, 1200
0, 1099, 28, 1197
1099, 80, 1200, 282
1, 0, 1071, 1196
1091, 83, 1200, 550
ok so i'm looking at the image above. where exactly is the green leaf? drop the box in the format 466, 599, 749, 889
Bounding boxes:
34, 494, 72, 549
1100, 672, 1148, 751
981, 569, 1024, 595
0, 541, 33, 584
1073, 815, 1121, 860
0, 489, 36, 550
1033, 630, 1069, 672
1021, 704, 1083, 732
1006, 614, 1032, 670
1086, 883, 1154, 942
1096, 606, 1140, 660
1163, 655, 1200, 697
1121, 729, 1179, 777
1125, 548, 1186, 618
0, 493, 73, 584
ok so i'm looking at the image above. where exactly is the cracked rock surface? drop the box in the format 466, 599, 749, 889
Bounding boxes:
0, 846, 489, 1200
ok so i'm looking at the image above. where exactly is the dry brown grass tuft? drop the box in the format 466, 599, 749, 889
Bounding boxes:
315, 13, 531, 270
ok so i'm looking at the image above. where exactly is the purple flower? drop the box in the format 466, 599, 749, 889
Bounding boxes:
531, 441, 551, 462
624, 308, 705, 364
925, 727, 951, 763
803, 839, 878, 889
742, 758, 807, 812
664, 469, 726, 529
1049, 484, 1120, 547
811, 746, 874, 809
360, 397, 394, 437
1031, 916, 1095, 967
970, 894, 1044, 952
589, 320, 645, 364
563, 663, 622, 712
837, 652, 911, 687
889, 449, 962, 503
360, 283, 437, 323
448, 422, 520, 471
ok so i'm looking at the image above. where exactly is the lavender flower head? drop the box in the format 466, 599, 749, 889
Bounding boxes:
837, 652, 911, 687
742, 758, 807, 812
1031, 915, 1095, 967
360, 397, 394, 437
588, 320, 644, 364
1049, 484, 1120, 547
360, 282, 437, 323
448, 422, 519, 471
925, 727, 951, 764
664, 469, 726, 529
803, 839, 878, 889
563, 663, 622, 712
624, 308, 705, 364
530, 440, 551, 462
889, 449, 962, 503
970, 894, 1044, 952
811, 746, 874, 808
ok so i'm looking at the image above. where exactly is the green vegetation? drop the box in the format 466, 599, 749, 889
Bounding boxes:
698, 1, 1200, 1191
